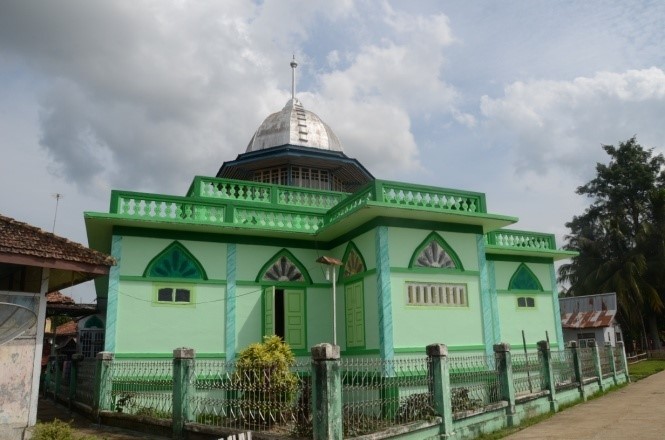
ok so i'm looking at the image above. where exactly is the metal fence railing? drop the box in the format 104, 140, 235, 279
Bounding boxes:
340, 357, 433, 438
188, 359, 311, 437
449, 354, 503, 420
512, 352, 545, 396
579, 348, 596, 380
75, 359, 97, 407
550, 350, 577, 391
108, 360, 174, 418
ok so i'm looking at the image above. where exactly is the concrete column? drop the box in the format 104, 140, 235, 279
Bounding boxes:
93, 352, 114, 416
426, 344, 453, 437
588, 340, 604, 391
568, 341, 586, 401
69, 353, 83, 410
617, 341, 630, 383
493, 343, 517, 425
312, 343, 342, 440
606, 343, 618, 385
537, 340, 557, 411
173, 347, 195, 440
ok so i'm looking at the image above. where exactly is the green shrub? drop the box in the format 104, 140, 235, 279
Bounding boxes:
234, 335, 299, 427
32, 420, 74, 440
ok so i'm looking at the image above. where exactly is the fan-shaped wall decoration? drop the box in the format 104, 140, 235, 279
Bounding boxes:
263, 256, 304, 282
509, 263, 543, 291
144, 242, 207, 279
344, 250, 365, 277
416, 241, 456, 268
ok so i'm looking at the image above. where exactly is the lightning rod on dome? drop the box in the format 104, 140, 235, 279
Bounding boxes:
290, 55, 298, 100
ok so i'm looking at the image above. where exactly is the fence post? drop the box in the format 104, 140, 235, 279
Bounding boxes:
53, 355, 62, 401
606, 343, 617, 386
617, 341, 630, 383
537, 340, 557, 411
493, 343, 517, 426
173, 347, 195, 440
93, 352, 114, 417
311, 343, 342, 440
426, 344, 453, 437
588, 341, 604, 392
568, 341, 585, 401
69, 354, 83, 410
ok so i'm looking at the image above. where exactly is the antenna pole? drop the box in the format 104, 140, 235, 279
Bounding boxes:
290, 55, 298, 100
52, 193, 63, 233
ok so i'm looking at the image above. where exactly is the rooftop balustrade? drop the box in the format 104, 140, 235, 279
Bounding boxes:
485, 229, 557, 250
109, 179, 560, 253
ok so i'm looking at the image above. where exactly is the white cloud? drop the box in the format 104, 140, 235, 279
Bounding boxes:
480, 68, 665, 178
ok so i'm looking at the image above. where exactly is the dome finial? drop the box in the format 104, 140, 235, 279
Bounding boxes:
290, 55, 298, 100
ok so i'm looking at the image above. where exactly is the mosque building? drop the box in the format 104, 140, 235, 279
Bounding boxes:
85, 59, 574, 361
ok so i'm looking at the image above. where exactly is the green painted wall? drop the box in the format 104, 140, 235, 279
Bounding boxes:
496, 292, 557, 347
115, 280, 225, 353
119, 236, 227, 280
387, 227, 479, 271
389, 272, 484, 348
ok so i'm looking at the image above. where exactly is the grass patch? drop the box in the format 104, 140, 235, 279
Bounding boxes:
628, 359, 665, 381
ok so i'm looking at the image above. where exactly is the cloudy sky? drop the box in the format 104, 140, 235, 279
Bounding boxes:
2, 0, 665, 301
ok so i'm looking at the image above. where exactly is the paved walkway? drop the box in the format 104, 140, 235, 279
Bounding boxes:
506, 371, 665, 439
36, 397, 169, 440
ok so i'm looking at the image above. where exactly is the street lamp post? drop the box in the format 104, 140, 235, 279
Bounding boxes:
316, 256, 343, 346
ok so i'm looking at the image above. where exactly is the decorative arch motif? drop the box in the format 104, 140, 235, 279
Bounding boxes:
257, 249, 312, 284
509, 263, 543, 291
409, 232, 463, 270
143, 241, 207, 279
340, 242, 367, 280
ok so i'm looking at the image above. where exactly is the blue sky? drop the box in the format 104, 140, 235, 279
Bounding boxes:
2, 0, 665, 301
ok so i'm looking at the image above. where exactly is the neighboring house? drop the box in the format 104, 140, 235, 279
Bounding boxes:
0, 214, 114, 440
85, 67, 575, 363
559, 293, 623, 347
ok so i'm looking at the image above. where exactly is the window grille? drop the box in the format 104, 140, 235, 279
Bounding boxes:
79, 329, 105, 358
405, 282, 467, 306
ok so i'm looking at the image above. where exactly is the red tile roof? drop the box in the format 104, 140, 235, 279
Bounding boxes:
46, 291, 75, 305
55, 320, 78, 335
0, 214, 115, 267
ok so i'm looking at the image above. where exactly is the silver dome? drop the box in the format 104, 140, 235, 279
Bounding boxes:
246, 98, 343, 152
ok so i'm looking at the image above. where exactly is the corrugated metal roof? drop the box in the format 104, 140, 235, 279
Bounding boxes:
561, 309, 616, 329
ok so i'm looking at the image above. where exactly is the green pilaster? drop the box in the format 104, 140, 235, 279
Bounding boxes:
606, 342, 618, 385
375, 226, 394, 361
69, 354, 83, 411
104, 235, 122, 352
477, 235, 495, 357
549, 265, 564, 347
488, 259, 501, 344
225, 243, 236, 362
569, 342, 586, 400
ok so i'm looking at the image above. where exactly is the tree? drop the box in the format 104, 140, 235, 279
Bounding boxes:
559, 137, 665, 349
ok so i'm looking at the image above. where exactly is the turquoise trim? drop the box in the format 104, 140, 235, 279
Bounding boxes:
375, 226, 394, 362
105, 235, 122, 352
226, 243, 236, 362
488, 260, 501, 344
476, 234, 494, 358
550, 265, 564, 346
